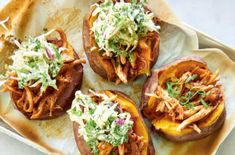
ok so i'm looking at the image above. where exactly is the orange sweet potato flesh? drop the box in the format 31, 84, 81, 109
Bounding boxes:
6, 30, 84, 120
73, 90, 155, 155
140, 56, 226, 141
82, 1, 160, 83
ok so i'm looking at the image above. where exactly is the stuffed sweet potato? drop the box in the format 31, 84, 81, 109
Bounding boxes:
68, 90, 155, 155
2, 29, 85, 120
83, 0, 160, 84
141, 56, 225, 141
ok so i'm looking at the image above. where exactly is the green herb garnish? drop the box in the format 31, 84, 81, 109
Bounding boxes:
166, 80, 180, 98
200, 99, 209, 108
180, 90, 204, 106
166, 78, 211, 109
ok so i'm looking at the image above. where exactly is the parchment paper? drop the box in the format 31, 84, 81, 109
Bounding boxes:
0, 0, 234, 155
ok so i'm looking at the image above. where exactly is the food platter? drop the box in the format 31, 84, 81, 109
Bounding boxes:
0, 0, 235, 155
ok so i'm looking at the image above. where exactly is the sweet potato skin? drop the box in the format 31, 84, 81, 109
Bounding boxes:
141, 56, 226, 141
73, 122, 92, 155
11, 50, 83, 120
82, 2, 160, 82
83, 5, 114, 80
73, 90, 155, 155
155, 108, 226, 141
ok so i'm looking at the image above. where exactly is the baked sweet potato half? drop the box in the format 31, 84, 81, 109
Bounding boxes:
83, 0, 160, 84
141, 56, 225, 141
68, 90, 155, 155
2, 29, 85, 120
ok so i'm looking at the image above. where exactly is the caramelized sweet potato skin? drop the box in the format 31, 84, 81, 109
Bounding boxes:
10, 49, 83, 120
83, 5, 115, 81
4, 29, 84, 120
155, 107, 225, 141
73, 90, 155, 155
141, 56, 226, 141
82, 2, 160, 83
73, 122, 92, 155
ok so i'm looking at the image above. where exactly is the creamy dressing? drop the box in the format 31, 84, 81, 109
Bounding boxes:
91, 0, 160, 58
68, 90, 133, 154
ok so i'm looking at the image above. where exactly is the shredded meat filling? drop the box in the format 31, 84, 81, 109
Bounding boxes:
2, 29, 85, 119
146, 67, 223, 133
111, 31, 159, 84
90, 94, 146, 155
102, 131, 146, 155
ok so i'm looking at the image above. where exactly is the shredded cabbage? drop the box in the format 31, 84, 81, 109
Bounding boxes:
8, 30, 64, 93
91, 0, 160, 58
68, 90, 133, 154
